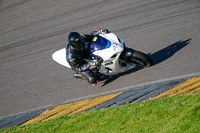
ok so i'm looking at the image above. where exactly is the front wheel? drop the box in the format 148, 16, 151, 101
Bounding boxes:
126, 50, 153, 67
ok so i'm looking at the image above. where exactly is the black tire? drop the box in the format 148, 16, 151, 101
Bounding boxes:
126, 50, 153, 67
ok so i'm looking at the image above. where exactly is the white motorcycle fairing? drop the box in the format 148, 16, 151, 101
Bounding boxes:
52, 32, 136, 75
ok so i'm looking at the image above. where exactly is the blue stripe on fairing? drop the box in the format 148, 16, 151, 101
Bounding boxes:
105, 40, 111, 48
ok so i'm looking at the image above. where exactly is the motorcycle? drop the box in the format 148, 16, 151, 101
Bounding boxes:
52, 30, 153, 82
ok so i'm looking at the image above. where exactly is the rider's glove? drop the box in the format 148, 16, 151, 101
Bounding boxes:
77, 62, 97, 72
96, 56, 103, 67
89, 62, 98, 70
76, 57, 103, 72
90, 56, 103, 69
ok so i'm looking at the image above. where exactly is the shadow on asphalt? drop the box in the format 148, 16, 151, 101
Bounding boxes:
101, 39, 191, 87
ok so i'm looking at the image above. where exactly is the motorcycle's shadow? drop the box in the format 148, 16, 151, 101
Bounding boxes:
102, 39, 191, 87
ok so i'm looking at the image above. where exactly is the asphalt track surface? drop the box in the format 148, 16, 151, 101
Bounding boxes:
0, 0, 200, 119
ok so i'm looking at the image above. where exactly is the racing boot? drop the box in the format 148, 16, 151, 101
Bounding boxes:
81, 70, 98, 86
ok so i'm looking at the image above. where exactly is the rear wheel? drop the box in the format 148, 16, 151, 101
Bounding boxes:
126, 50, 153, 67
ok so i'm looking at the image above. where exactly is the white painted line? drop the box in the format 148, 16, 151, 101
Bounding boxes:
52, 48, 71, 68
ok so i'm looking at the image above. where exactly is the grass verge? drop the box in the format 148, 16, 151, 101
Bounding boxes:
1, 94, 200, 133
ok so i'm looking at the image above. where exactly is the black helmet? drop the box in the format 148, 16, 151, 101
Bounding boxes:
68, 32, 82, 51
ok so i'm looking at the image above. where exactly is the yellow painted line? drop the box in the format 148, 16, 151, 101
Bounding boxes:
151, 76, 200, 100
171, 80, 200, 96
187, 87, 200, 95
70, 94, 118, 115
21, 104, 73, 126
22, 92, 121, 126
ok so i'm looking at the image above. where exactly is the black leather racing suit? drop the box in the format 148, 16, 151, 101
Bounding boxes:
66, 34, 97, 84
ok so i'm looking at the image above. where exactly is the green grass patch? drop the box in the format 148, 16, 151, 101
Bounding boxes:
1, 94, 200, 133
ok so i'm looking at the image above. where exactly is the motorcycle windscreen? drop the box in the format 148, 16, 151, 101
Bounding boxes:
90, 35, 111, 57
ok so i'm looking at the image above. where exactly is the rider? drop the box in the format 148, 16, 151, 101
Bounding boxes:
66, 29, 110, 86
